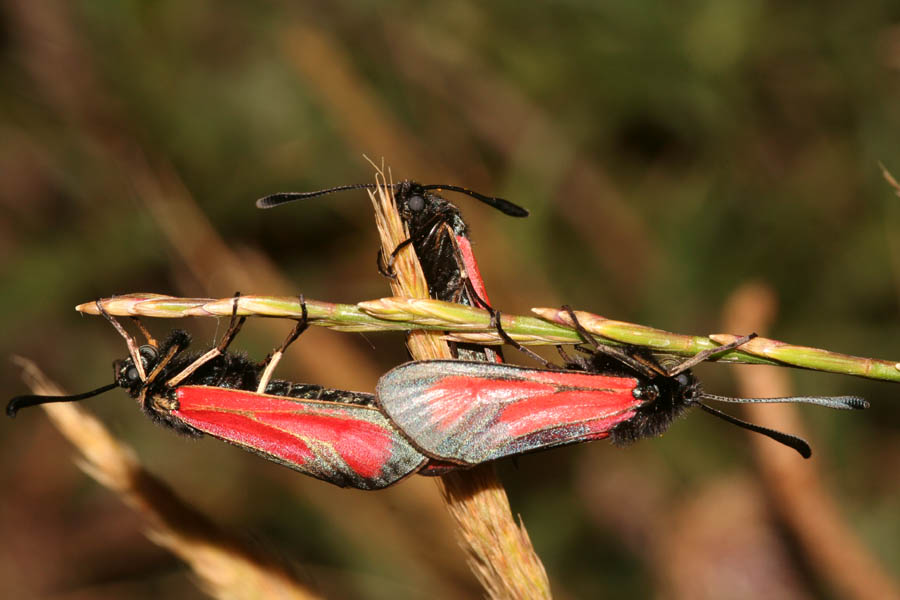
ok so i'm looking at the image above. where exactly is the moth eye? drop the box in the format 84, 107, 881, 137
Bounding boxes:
408, 195, 425, 212
125, 365, 140, 383
138, 345, 159, 369
675, 373, 692, 387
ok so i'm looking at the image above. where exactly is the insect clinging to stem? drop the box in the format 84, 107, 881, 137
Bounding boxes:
375, 308, 868, 463
7, 296, 428, 490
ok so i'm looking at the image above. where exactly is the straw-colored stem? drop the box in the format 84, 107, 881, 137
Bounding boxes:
367, 169, 551, 599
12, 357, 320, 600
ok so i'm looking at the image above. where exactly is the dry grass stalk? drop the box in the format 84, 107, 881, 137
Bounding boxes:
6, 0, 471, 592
880, 162, 900, 197
721, 283, 899, 600
13, 357, 321, 600
367, 168, 551, 599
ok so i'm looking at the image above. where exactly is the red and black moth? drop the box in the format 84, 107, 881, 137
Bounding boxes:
258, 181, 528, 474
7, 302, 869, 487
256, 180, 528, 362
375, 317, 869, 464
257, 181, 527, 307
7, 301, 427, 490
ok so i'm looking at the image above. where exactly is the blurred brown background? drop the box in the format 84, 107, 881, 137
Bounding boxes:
1, 2, 898, 598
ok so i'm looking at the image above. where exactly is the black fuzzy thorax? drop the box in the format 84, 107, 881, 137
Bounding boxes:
396, 181, 470, 305
565, 349, 702, 446
119, 331, 375, 435
609, 370, 699, 446
395, 181, 499, 363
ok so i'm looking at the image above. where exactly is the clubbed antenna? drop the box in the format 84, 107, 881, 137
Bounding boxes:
420, 184, 529, 217
701, 393, 869, 410
7, 382, 118, 418
256, 181, 529, 217
697, 402, 813, 458
256, 184, 378, 209
696, 392, 868, 458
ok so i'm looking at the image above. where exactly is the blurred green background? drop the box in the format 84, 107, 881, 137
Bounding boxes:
1, 1, 898, 598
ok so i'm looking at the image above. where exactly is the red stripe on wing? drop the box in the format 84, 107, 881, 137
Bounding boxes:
174, 386, 352, 415
498, 388, 642, 437
421, 371, 639, 430
423, 376, 556, 431
174, 387, 395, 480
525, 369, 639, 391
378, 361, 648, 463
455, 235, 491, 305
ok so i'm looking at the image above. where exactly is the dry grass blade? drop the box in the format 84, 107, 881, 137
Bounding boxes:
880, 162, 900, 197
12, 357, 321, 600
5, 0, 471, 594
721, 283, 899, 600
438, 468, 551, 598
367, 167, 551, 599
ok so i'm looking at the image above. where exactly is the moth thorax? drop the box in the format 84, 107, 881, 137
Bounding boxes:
671, 372, 702, 405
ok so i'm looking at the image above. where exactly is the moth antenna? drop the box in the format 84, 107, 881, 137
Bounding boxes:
700, 393, 868, 410
420, 184, 529, 217
7, 382, 119, 418
256, 183, 380, 209
697, 402, 812, 458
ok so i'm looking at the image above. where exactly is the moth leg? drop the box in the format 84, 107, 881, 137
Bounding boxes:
561, 305, 660, 378
463, 277, 493, 311
167, 293, 246, 387
130, 317, 158, 348
257, 295, 309, 393
97, 300, 147, 382
490, 308, 556, 368
378, 238, 415, 279
663, 333, 757, 376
